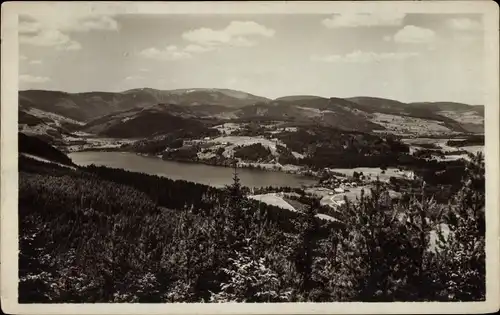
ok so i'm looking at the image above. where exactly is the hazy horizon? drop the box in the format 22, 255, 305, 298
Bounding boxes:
19, 8, 485, 104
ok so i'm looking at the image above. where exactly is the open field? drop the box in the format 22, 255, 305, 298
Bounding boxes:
326, 167, 411, 182
370, 113, 457, 136
402, 137, 484, 162
249, 192, 338, 222
437, 110, 483, 125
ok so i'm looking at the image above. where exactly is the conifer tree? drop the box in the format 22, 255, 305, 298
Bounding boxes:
294, 199, 320, 296
222, 159, 248, 254
433, 152, 486, 300
229, 161, 243, 201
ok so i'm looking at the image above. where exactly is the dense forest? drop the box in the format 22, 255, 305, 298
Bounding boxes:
233, 143, 272, 162
19, 148, 485, 302
18, 133, 75, 166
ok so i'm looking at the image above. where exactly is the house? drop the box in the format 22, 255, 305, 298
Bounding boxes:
405, 171, 416, 180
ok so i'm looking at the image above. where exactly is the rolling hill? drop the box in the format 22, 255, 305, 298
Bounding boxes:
18, 105, 85, 145
408, 102, 484, 133
82, 103, 218, 138
19, 88, 270, 122
274, 95, 327, 102
226, 98, 384, 133
19, 88, 484, 139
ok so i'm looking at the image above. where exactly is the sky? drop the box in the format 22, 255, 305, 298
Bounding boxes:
18, 9, 485, 104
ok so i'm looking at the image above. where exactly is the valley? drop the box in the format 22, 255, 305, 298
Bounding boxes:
18, 87, 485, 214
13, 7, 491, 305
16, 87, 487, 303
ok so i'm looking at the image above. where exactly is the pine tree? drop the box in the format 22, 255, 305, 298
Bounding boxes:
229, 161, 243, 201
294, 199, 319, 296
221, 160, 248, 254
434, 152, 486, 301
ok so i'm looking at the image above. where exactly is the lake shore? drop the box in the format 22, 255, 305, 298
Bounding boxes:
68, 151, 319, 189
65, 143, 321, 179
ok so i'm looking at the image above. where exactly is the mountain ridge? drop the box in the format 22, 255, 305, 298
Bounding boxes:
19, 88, 484, 139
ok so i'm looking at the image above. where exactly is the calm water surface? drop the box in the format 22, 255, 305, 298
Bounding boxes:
69, 151, 317, 188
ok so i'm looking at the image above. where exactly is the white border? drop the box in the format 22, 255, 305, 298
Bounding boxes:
2, 1, 499, 314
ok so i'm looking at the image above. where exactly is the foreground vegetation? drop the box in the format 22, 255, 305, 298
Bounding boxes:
19, 148, 485, 302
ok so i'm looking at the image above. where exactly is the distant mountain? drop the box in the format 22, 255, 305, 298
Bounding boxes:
19, 90, 123, 122
19, 88, 270, 122
408, 101, 483, 112
345, 97, 483, 133
407, 101, 484, 133
274, 95, 327, 102
83, 103, 217, 138
121, 88, 270, 107
228, 98, 384, 133
20, 88, 484, 138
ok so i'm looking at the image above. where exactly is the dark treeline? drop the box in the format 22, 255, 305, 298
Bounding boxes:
233, 143, 272, 162
77, 164, 336, 233
124, 127, 220, 155
274, 127, 426, 170
19, 133, 75, 166
446, 135, 484, 147
19, 151, 485, 303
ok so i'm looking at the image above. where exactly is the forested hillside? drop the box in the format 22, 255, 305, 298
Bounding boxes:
20, 88, 483, 138
19, 151, 485, 302
18, 133, 75, 166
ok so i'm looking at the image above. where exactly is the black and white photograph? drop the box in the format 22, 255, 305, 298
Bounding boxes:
1, 1, 499, 314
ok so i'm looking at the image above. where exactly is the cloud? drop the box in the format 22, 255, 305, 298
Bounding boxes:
322, 13, 405, 28
141, 20, 272, 61
184, 44, 216, 53
125, 75, 145, 81
182, 21, 275, 47
139, 43, 218, 61
19, 29, 82, 51
445, 18, 482, 31
392, 25, 436, 43
311, 50, 419, 63
139, 46, 192, 61
29, 60, 42, 65
19, 74, 51, 83
19, 21, 41, 34
19, 8, 118, 51
19, 11, 118, 34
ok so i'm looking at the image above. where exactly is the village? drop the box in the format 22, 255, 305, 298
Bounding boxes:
246, 163, 414, 223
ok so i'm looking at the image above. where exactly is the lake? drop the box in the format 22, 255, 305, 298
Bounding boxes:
69, 151, 318, 189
